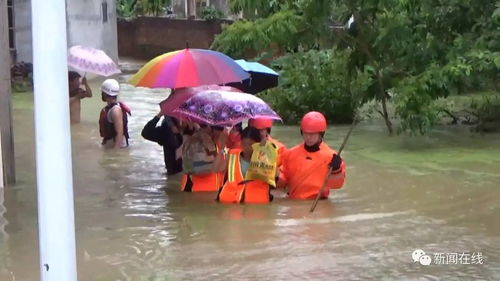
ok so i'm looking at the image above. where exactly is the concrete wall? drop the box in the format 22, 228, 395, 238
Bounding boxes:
13, 0, 32, 62
66, 0, 118, 63
211, 0, 229, 14
118, 17, 229, 59
12, 0, 118, 63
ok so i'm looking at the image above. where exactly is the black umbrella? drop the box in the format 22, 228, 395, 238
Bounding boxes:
226, 59, 279, 94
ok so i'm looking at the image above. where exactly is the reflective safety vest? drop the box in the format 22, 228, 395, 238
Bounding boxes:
218, 149, 271, 204
279, 142, 346, 200
226, 149, 244, 183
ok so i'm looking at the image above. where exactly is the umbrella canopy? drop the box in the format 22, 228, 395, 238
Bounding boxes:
68, 45, 121, 76
226, 59, 279, 94
160, 85, 241, 115
162, 88, 281, 126
128, 48, 250, 89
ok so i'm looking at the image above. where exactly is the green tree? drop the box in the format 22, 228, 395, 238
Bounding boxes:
261, 49, 371, 124
201, 6, 225, 21
140, 0, 171, 16
117, 0, 171, 17
117, 0, 138, 18
213, 0, 500, 135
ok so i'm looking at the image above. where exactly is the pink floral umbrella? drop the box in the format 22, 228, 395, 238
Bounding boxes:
68, 45, 121, 76
160, 85, 242, 115
162, 87, 281, 126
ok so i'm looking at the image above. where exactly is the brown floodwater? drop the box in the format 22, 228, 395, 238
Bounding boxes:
0, 78, 499, 281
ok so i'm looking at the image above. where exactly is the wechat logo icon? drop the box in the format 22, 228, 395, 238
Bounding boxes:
412, 249, 432, 266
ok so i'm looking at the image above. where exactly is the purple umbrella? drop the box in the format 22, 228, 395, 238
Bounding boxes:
168, 89, 281, 126
160, 85, 242, 116
68, 45, 121, 76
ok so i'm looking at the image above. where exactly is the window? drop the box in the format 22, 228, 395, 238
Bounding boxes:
7, 0, 14, 50
102, 1, 108, 23
195, 0, 209, 18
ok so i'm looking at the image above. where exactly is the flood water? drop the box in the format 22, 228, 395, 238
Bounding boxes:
1, 78, 499, 281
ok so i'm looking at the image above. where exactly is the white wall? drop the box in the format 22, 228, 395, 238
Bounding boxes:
66, 0, 118, 63
13, 0, 32, 62
13, 0, 118, 63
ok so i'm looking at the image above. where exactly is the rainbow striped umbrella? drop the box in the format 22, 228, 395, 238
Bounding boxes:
128, 48, 250, 89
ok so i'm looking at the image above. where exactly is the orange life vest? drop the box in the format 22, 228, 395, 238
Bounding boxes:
279, 142, 346, 199
226, 131, 241, 150
218, 149, 271, 203
180, 172, 223, 192
243, 180, 271, 203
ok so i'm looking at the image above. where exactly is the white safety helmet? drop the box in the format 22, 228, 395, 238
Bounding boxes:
101, 79, 120, 96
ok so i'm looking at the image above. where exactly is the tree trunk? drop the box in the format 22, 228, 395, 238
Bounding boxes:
341, 15, 393, 134
381, 94, 393, 135
376, 70, 393, 135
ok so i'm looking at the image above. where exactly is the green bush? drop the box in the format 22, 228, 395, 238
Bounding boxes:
117, 0, 138, 18
471, 94, 500, 132
201, 6, 225, 21
259, 49, 371, 124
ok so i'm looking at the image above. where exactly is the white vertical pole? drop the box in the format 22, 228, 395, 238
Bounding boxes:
184, 0, 188, 18
31, 0, 77, 280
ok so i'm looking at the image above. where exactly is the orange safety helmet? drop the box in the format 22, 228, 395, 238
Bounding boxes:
300, 111, 327, 133
249, 118, 273, 130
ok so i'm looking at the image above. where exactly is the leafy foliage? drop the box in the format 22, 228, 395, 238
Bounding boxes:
140, 0, 170, 16
260, 49, 371, 124
201, 6, 225, 21
215, 0, 500, 134
212, 10, 302, 58
117, 0, 138, 18
117, 0, 171, 18
229, 0, 291, 19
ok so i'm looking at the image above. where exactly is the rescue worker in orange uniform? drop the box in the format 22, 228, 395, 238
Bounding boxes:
249, 117, 287, 167
180, 124, 227, 192
277, 111, 346, 199
217, 126, 275, 203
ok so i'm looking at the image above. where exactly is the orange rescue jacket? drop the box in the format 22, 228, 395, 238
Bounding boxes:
279, 142, 345, 199
218, 149, 271, 203
226, 131, 242, 150
180, 172, 224, 192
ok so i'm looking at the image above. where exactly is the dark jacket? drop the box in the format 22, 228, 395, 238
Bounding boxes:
141, 116, 183, 175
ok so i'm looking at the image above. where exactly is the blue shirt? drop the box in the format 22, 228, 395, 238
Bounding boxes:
240, 157, 250, 176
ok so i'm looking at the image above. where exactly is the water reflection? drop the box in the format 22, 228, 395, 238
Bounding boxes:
0, 188, 9, 277
0, 81, 499, 280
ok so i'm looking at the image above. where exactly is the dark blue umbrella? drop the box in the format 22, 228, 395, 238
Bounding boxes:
226, 60, 279, 94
